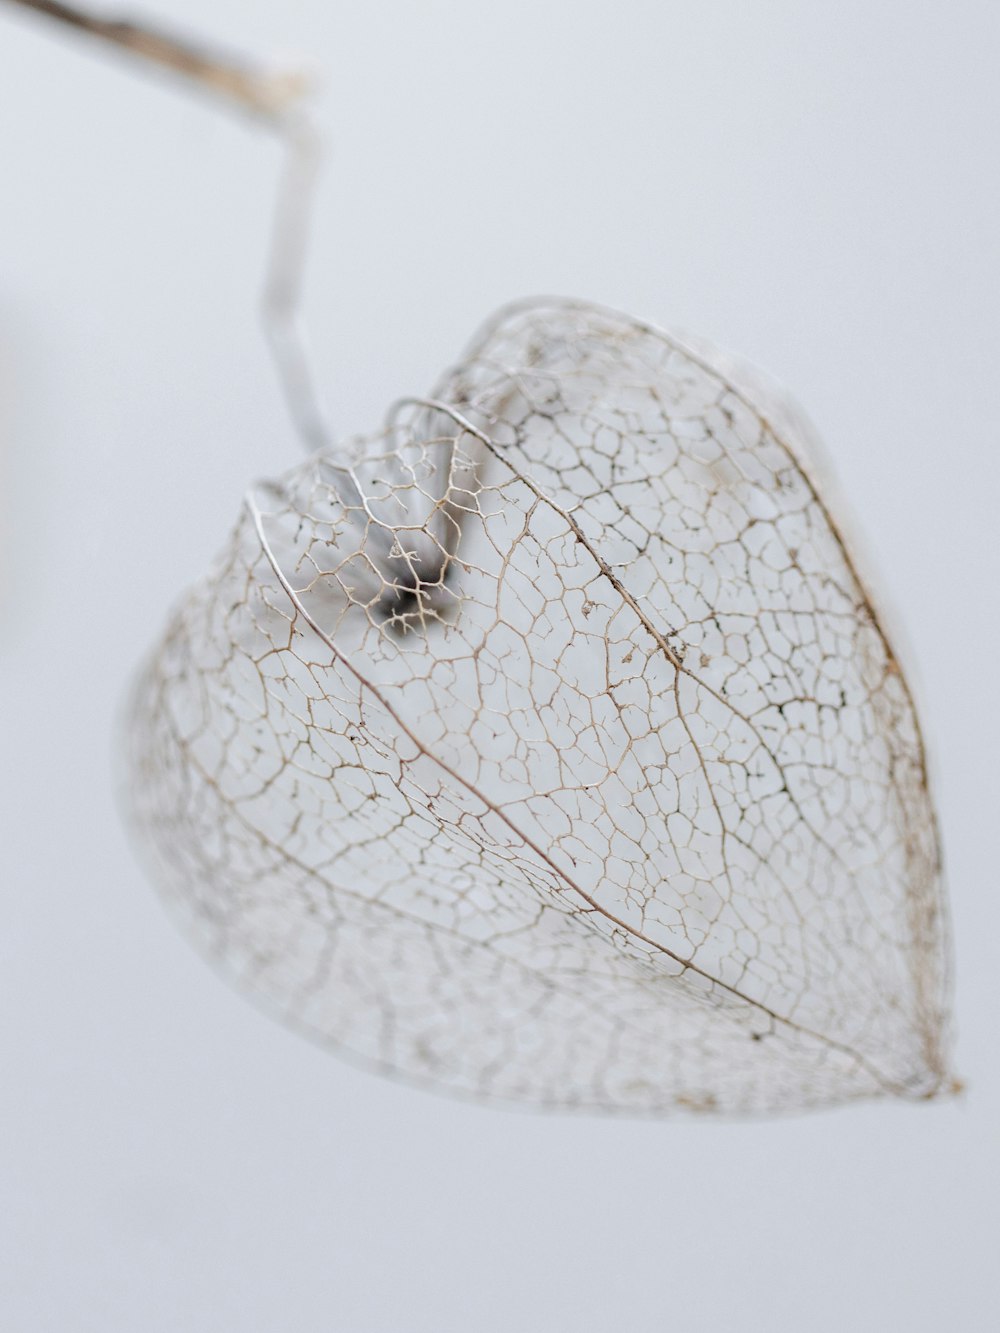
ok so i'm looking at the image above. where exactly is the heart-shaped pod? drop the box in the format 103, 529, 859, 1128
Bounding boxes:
127, 299, 952, 1115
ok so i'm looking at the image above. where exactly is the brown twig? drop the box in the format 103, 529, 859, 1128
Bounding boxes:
4, 0, 309, 119
4, 0, 332, 447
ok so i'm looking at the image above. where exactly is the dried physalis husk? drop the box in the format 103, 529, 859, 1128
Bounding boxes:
127, 299, 953, 1116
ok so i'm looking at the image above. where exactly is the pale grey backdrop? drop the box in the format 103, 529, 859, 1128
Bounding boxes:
2, 1, 998, 1329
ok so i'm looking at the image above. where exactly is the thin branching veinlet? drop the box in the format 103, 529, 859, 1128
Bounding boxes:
128, 299, 954, 1116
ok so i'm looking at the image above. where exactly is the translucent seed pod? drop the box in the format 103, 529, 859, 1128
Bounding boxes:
127, 299, 953, 1116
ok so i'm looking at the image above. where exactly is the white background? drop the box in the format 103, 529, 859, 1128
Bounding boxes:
2, 1, 998, 1329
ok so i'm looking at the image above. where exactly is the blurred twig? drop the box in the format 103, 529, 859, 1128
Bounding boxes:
4, 0, 309, 119
4, 0, 332, 448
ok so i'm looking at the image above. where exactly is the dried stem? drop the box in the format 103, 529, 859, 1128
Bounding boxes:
4, 0, 332, 447
262, 120, 331, 453
4, 0, 308, 118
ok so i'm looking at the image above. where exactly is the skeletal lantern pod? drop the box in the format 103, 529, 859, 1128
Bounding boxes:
127, 298, 953, 1117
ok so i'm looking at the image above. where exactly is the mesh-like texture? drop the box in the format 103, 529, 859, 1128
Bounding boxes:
127, 299, 952, 1115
